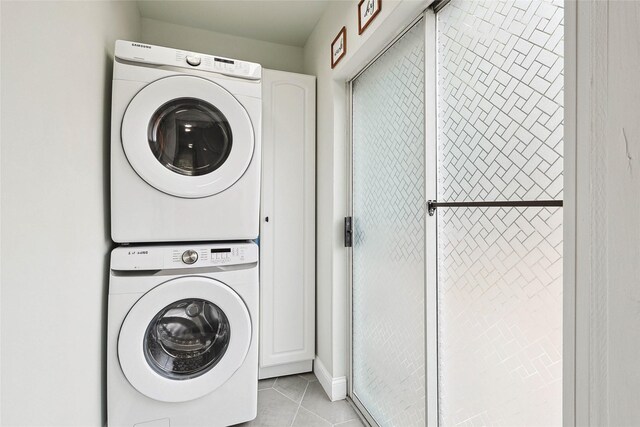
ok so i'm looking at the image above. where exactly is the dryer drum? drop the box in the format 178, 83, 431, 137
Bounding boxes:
148, 98, 233, 177
143, 298, 231, 380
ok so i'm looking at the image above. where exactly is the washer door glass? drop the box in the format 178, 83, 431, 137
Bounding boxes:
148, 98, 233, 177
117, 276, 253, 403
144, 298, 230, 380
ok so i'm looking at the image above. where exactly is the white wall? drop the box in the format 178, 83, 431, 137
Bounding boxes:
303, 0, 428, 390
574, 0, 640, 424
141, 18, 305, 73
0, 2, 140, 426
603, 4, 640, 421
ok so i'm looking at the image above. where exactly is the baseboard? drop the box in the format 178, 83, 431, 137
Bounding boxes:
314, 357, 347, 401
258, 360, 313, 380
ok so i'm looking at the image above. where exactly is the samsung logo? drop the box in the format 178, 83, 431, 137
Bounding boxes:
131, 43, 151, 49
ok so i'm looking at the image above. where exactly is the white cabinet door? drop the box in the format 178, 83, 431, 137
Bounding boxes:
260, 69, 316, 377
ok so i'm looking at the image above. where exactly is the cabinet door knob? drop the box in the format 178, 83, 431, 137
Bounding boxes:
265, 216, 269, 222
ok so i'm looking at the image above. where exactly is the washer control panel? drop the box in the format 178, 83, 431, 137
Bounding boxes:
170, 246, 248, 267
185, 55, 201, 66
181, 249, 198, 264
111, 242, 258, 270
115, 40, 261, 80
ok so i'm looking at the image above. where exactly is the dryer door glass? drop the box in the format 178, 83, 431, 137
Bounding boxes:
148, 98, 233, 176
143, 298, 230, 380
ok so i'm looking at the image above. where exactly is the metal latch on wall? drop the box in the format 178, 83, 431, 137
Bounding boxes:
344, 217, 353, 247
427, 200, 437, 216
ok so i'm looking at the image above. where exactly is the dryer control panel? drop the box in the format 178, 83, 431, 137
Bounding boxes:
111, 242, 258, 271
115, 40, 261, 80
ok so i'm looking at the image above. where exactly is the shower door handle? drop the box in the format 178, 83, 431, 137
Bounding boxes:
427, 199, 563, 216
344, 217, 353, 247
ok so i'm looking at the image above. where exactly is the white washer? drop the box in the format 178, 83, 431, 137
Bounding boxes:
111, 40, 262, 243
107, 242, 258, 427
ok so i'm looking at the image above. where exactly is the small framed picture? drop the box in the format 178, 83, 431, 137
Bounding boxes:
331, 26, 347, 69
358, 0, 382, 35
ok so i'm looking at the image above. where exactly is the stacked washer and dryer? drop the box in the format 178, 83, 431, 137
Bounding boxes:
108, 40, 262, 427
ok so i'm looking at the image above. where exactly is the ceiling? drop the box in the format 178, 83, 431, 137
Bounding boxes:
137, 1, 331, 47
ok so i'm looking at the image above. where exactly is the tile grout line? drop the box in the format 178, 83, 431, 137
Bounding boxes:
289, 380, 310, 427
271, 385, 303, 406
299, 384, 341, 427
315, 411, 341, 426
296, 378, 357, 426
259, 375, 349, 427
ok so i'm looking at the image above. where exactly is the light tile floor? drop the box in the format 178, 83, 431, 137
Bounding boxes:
235, 373, 366, 427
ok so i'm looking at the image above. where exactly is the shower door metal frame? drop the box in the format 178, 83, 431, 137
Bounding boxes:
346, 1, 578, 425
346, 12, 429, 427
424, 8, 439, 427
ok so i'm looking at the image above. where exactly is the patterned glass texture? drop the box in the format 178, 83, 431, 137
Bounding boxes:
437, 1, 564, 425
437, 0, 564, 202
437, 207, 563, 425
352, 19, 426, 427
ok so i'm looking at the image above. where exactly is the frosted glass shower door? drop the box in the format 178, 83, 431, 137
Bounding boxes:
434, 0, 564, 425
350, 19, 426, 427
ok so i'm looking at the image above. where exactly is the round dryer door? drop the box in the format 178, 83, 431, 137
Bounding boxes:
118, 276, 252, 402
121, 75, 255, 198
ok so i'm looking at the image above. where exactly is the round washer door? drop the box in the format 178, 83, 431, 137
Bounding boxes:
118, 276, 252, 402
121, 75, 254, 198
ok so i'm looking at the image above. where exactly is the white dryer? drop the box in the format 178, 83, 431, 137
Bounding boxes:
107, 242, 258, 426
111, 40, 261, 243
